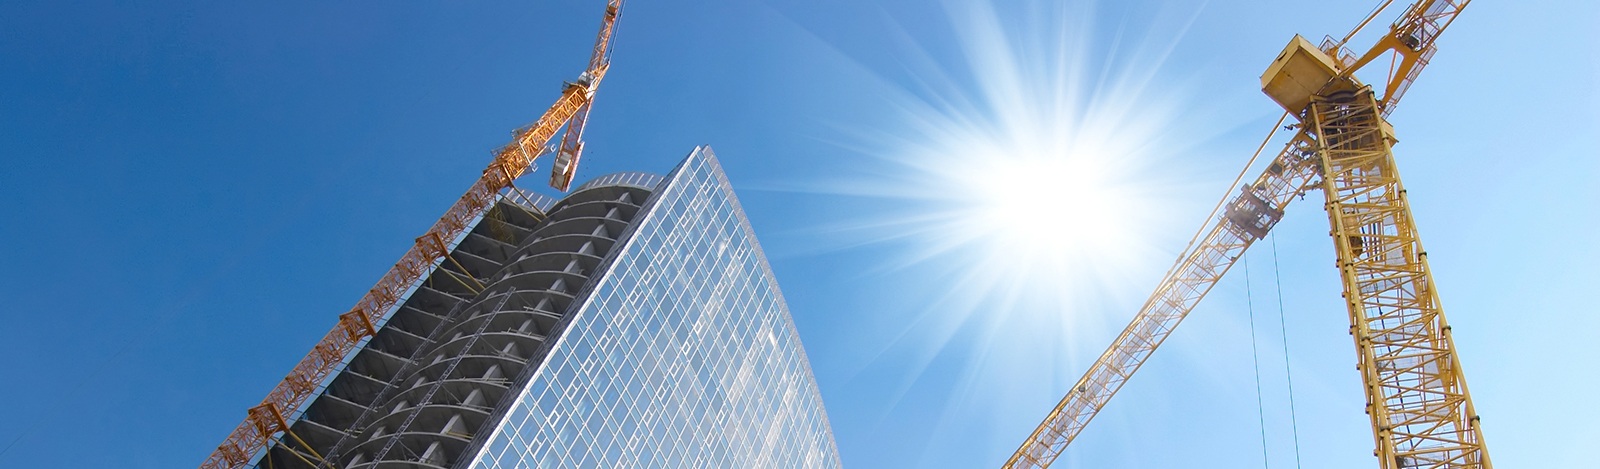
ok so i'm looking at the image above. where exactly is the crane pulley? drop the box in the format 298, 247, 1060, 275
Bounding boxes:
200, 2, 625, 468
1005, 1, 1489, 468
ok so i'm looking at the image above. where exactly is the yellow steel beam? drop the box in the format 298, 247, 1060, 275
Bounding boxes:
1003, 125, 1324, 468
1308, 86, 1489, 469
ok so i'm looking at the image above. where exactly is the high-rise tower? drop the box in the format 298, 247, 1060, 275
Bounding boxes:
254, 147, 840, 469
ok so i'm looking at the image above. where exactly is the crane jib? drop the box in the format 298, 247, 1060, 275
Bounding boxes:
1003, 132, 1320, 468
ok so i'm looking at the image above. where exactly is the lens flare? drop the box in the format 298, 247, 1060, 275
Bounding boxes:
833, 0, 1209, 314
952, 136, 1145, 274
809, 0, 1222, 460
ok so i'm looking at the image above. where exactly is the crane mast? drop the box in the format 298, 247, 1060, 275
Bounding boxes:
1309, 84, 1486, 469
200, 2, 624, 468
1005, 1, 1489, 467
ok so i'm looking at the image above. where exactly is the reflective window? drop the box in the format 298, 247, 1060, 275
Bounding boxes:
466, 148, 840, 468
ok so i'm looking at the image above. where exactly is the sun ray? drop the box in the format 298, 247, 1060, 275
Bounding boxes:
755, 0, 1252, 461
844, 0, 1203, 312
803, 2, 1229, 454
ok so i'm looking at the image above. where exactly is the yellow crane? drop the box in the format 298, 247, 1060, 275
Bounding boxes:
199, 2, 625, 467
1005, 1, 1489, 468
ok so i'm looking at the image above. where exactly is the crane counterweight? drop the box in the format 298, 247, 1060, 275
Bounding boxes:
1262, 35, 1344, 116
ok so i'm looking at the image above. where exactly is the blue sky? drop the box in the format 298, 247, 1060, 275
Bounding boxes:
2, 0, 1596, 468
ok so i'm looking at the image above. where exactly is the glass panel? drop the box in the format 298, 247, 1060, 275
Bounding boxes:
464, 149, 840, 468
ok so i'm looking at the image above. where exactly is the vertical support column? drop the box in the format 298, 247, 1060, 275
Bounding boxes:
1308, 87, 1490, 469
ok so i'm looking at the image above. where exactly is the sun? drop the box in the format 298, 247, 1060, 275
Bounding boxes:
963, 144, 1141, 271
794, 0, 1226, 464
803, 0, 1222, 464
824, 0, 1209, 334
858, 77, 1175, 302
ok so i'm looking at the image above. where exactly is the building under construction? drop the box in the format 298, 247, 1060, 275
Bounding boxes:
199, 3, 843, 467
248, 148, 839, 468
201, 0, 1499, 467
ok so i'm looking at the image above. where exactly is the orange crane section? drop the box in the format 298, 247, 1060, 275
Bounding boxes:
200, 2, 624, 468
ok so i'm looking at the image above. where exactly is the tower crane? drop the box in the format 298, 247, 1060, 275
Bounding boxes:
1005, 1, 1489, 468
199, 2, 625, 467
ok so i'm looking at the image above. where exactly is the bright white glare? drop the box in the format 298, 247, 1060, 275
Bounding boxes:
839, 0, 1203, 308
956, 139, 1143, 272
812, 0, 1230, 463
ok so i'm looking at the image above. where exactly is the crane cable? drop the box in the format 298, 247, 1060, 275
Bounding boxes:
504, 182, 551, 223
269, 434, 319, 468
1242, 252, 1270, 468
283, 426, 326, 463
1158, 112, 1287, 290
1337, 0, 1397, 50
443, 252, 487, 293
1269, 232, 1305, 468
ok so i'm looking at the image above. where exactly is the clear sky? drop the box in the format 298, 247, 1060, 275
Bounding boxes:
2, 0, 1596, 468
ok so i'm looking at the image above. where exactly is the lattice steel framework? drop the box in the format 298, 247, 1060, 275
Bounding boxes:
1309, 88, 1488, 469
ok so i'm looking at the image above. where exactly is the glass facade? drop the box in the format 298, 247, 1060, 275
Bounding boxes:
464, 147, 841, 468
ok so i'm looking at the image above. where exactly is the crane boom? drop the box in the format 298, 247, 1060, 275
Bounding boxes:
1347, 0, 1470, 113
551, 0, 624, 191
1004, 129, 1323, 468
200, 2, 623, 468
1005, 1, 1486, 467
